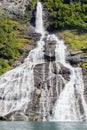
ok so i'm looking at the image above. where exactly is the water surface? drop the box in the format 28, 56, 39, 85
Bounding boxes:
0, 122, 87, 130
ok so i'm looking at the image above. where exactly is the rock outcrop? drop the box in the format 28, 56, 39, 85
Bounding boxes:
67, 50, 87, 66
0, 0, 30, 16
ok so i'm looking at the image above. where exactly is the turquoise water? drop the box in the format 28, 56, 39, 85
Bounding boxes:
0, 122, 87, 130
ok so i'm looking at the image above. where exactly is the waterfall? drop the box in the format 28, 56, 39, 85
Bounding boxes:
0, 1, 87, 122
52, 35, 87, 121
0, 2, 45, 117
35, 2, 44, 35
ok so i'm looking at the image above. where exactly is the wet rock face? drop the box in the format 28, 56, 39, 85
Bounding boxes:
67, 50, 87, 104
0, 0, 30, 16
43, 35, 57, 61
0, 33, 71, 121
25, 62, 70, 121
0, 33, 86, 121
44, 40, 56, 57
82, 69, 87, 103
16, 33, 71, 119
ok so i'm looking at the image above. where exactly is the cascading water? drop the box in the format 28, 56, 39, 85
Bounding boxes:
0, 1, 45, 118
35, 2, 44, 35
0, 1, 87, 122
52, 35, 87, 121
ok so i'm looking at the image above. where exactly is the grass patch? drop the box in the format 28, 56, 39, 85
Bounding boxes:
58, 30, 87, 51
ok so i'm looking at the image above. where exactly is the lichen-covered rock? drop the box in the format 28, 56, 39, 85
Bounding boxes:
0, 0, 30, 16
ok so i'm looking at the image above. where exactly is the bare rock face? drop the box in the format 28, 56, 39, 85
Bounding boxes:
23, 62, 70, 121
0, 0, 30, 16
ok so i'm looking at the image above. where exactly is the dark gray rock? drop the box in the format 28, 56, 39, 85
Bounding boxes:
24, 62, 69, 121
67, 50, 84, 66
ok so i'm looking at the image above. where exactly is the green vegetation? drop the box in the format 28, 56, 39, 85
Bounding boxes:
0, 15, 29, 75
27, 0, 87, 31
58, 30, 87, 50
81, 62, 87, 69
1, 0, 87, 75
22, 0, 37, 22
28, 0, 37, 11
41, 0, 87, 31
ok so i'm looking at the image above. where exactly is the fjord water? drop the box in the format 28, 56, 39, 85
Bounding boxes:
0, 122, 87, 130
0, 1, 87, 123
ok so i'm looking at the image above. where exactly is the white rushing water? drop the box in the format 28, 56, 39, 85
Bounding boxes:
0, 1, 45, 117
0, 1, 87, 122
52, 34, 87, 121
35, 2, 44, 35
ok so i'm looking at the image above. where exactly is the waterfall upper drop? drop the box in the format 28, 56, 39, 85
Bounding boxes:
35, 2, 44, 35
0, 1, 87, 121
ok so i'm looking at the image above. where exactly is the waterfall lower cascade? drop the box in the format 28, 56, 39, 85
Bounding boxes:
0, 2, 87, 121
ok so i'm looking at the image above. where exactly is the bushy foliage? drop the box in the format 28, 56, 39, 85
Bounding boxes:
28, 0, 37, 11
41, 0, 87, 31
0, 16, 29, 75
58, 30, 87, 50
81, 62, 87, 69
